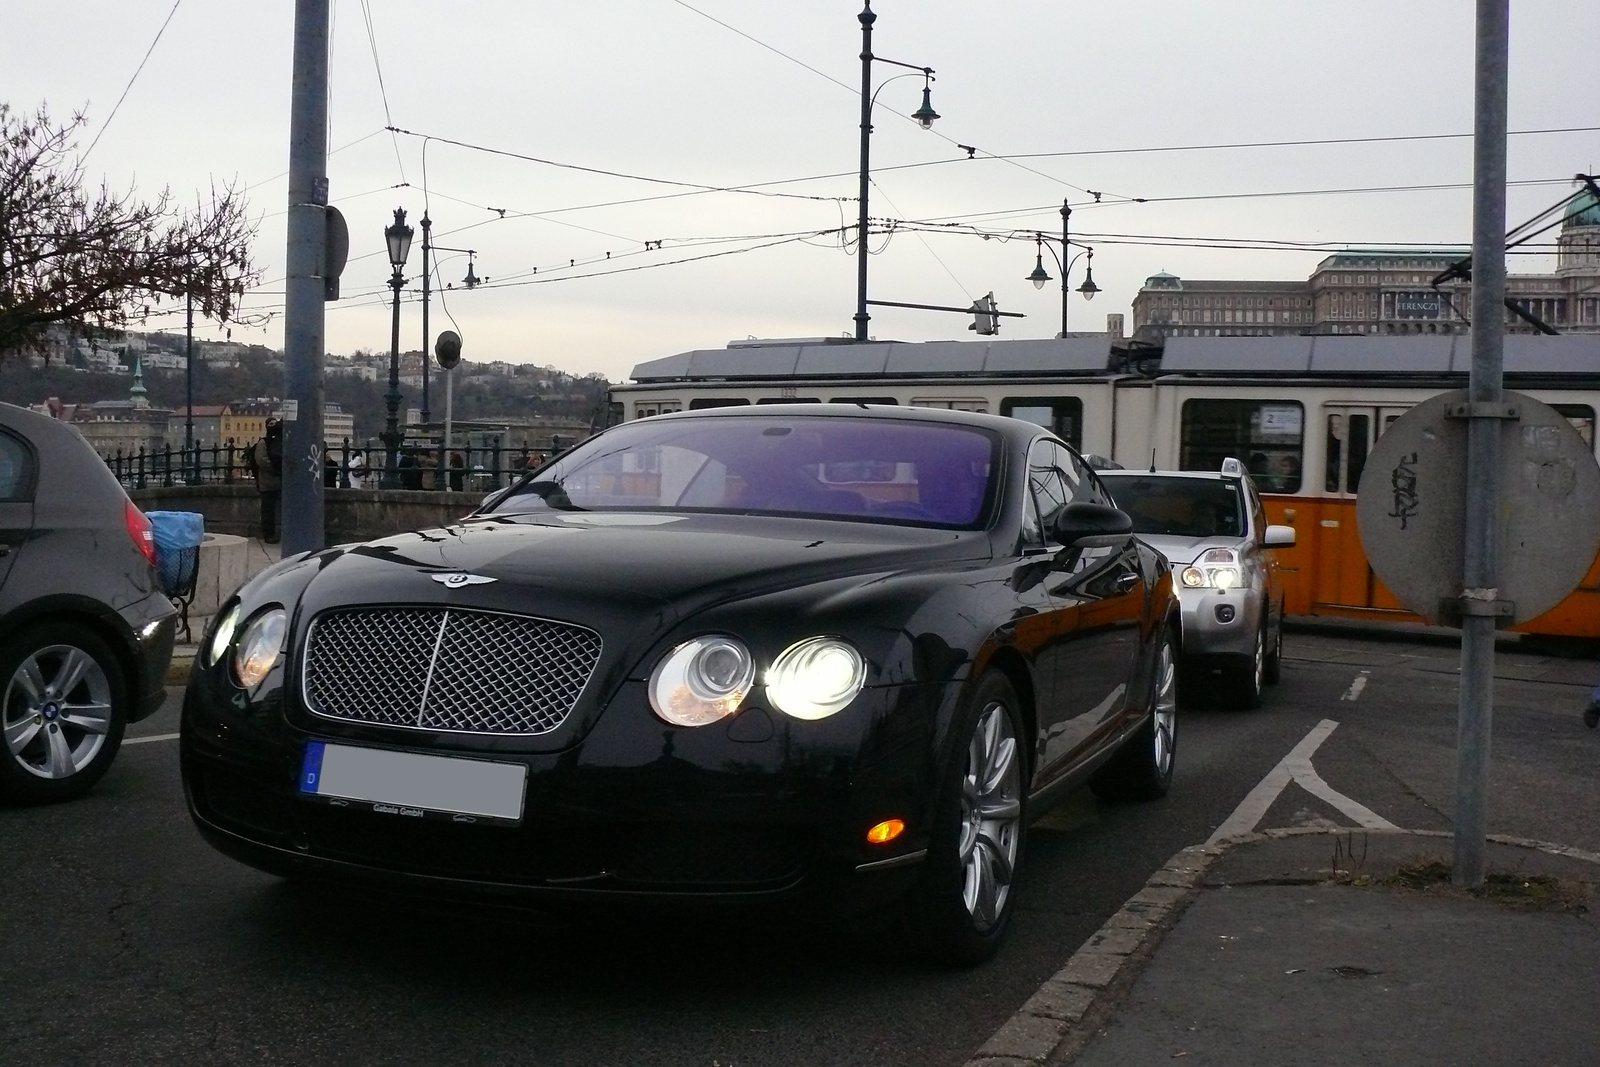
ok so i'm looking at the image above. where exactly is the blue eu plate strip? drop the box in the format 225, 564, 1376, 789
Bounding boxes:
299, 740, 326, 793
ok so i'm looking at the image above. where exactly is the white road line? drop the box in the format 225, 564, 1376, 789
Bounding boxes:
1340, 671, 1371, 701
1206, 718, 1396, 844
123, 732, 179, 745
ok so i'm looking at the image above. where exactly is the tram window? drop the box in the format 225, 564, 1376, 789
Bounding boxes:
1325, 414, 1343, 493
912, 398, 989, 413
635, 402, 682, 419
1553, 404, 1595, 450
1180, 399, 1304, 493
1347, 413, 1370, 492
1001, 397, 1084, 450
829, 396, 898, 406
755, 397, 821, 404
689, 398, 750, 410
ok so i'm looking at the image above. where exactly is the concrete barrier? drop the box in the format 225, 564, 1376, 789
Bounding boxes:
193, 533, 250, 618
130, 485, 484, 543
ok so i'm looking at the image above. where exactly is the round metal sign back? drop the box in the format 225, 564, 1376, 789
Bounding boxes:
1356, 389, 1600, 625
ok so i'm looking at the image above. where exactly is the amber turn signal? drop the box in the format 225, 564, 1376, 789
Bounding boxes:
866, 818, 906, 844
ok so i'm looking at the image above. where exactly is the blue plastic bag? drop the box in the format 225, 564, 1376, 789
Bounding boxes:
146, 511, 205, 595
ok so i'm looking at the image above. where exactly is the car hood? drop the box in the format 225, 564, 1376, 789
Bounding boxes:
1136, 533, 1243, 567
295, 512, 989, 637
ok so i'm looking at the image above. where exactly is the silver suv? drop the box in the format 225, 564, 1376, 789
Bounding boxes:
1099, 460, 1295, 708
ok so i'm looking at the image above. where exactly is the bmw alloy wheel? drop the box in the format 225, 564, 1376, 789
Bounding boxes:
3, 644, 115, 780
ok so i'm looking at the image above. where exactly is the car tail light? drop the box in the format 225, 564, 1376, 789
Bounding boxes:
125, 501, 157, 569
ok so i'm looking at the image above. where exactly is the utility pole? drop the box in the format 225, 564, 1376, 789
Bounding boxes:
854, 2, 875, 342
420, 213, 432, 424
280, 0, 330, 554
1060, 200, 1071, 338
1454, 0, 1509, 889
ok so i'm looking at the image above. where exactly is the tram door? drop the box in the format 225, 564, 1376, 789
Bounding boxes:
1315, 405, 1409, 609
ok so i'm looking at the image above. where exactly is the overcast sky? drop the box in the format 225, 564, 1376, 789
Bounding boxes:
8, 1, 1598, 381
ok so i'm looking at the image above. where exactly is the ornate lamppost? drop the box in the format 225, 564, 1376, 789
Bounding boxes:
854, 0, 939, 341
1025, 200, 1099, 336
380, 207, 413, 488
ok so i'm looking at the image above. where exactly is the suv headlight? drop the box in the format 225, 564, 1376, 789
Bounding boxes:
232, 608, 287, 688
765, 637, 866, 721
649, 635, 755, 727
1180, 549, 1243, 590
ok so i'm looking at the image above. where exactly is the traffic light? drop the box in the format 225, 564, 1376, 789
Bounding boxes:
969, 292, 1000, 335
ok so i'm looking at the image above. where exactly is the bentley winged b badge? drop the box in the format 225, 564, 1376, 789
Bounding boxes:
429, 573, 498, 589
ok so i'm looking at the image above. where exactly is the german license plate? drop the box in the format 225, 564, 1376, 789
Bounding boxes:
298, 740, 526, 824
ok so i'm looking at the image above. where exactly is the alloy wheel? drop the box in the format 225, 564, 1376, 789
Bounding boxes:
3, 645, 114, 780
1152, 642, 1177, 777
958, 702, 1023, 929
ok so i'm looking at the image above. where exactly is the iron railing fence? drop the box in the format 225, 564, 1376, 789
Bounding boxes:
103, 437, 554, 493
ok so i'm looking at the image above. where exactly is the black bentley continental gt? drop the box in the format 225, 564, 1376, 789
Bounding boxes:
182, 405, 1178, 964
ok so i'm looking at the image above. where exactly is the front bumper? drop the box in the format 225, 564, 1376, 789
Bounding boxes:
1175, 584, 1263, 666
120, 591, 178, 722
180, 662, 946, 911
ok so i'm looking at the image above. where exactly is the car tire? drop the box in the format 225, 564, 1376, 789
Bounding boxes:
0, 624, 128, 804
1262, 615, 1283, 686
904, 671, 1027, 967
1090, 631, 1178, 802
1228, 625, 1266, 709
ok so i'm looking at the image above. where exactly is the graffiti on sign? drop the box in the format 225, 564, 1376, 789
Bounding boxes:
1388, 451, 1419, 530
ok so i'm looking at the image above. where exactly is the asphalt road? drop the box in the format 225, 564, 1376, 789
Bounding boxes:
3, 632, 1595, 1067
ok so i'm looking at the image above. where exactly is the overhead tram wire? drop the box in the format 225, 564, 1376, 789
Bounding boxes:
359, 0, 407, 183
82, 0, 182, 162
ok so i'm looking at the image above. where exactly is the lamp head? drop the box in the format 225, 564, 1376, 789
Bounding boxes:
1027, 235, 1052, 289
1077, 251, 1100, 301
911, 83, 939, 129
385, 208, 414, 271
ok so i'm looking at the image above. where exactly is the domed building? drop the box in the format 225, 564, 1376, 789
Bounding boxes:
1132, 179, 1600, 340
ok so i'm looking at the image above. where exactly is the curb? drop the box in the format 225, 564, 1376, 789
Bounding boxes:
962, 826, 1600, 1067
166, 648, 197, 685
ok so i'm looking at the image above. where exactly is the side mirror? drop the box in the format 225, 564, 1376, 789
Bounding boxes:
1264, 523, 1297, 548
1050, 502, 1134, 547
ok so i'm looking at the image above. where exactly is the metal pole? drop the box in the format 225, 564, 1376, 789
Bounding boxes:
280, 0, 330, 553
853, 1, 875, 342
381, 269, 404, 488
420, 213, 432, 424
1453, 0, 1509, 890
184, 290, 195, 482
1060, 200, 1071, 338
444, 366, 453, 492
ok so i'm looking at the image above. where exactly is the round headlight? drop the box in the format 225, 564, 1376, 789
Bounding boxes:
1211, 567, 1241, 590
649, 635, 755, 727
1180, 567, 1206, 588
766, 637, 866, 721
206, 603, 241, 668
232, 608, 287, 689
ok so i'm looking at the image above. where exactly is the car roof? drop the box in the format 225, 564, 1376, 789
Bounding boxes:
0, 400, 131, 507
638, 402, 1042, 444
1098, 468, 1245, 484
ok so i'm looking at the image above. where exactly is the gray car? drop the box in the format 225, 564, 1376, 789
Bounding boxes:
0, 402, 177, 803
1099, 461, 1295, 707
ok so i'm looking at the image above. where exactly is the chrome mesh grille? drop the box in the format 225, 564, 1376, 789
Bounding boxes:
303, 607, 603, 735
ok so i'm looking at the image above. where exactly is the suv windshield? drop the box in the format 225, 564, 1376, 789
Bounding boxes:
1102, 475, 1245, 539
487, 414, 999, 527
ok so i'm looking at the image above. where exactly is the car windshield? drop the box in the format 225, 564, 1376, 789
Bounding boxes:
487, 414, 999, 527
1102, 475, 1245, 539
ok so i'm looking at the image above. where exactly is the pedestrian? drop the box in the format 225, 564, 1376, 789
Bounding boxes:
347, 449, 368, 489
448, 451, 465, 492
323, 452, 339, 489
397, 449, 422, 490
248, 417, 284, 543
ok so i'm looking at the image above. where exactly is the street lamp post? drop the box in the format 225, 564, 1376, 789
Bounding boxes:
380, 207, 413, 489
420, 213, 431, 425
854, 1, 938, 342
1025, 200, 1099, 336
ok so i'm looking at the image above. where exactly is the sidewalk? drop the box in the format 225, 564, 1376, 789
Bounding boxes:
167, 536, 280, 682
967, 829, 1600, 1067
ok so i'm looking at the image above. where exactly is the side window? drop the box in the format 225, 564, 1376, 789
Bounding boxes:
1027, 439, 1070, 538
1180, 399, 1304, 493
1055, 443, 1098, 503
0, 431, 36, 501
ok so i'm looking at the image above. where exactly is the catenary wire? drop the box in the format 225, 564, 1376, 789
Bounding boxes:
82, 0, 182, 162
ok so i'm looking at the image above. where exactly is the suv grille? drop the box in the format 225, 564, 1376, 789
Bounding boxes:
302, 607, 602, 735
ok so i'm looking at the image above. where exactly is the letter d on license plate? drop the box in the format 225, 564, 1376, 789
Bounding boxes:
299, 741, 526, 823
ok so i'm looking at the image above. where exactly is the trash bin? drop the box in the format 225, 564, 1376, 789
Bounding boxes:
147, 511, 205, 640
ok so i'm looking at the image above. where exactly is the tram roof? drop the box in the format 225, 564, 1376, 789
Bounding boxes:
628, 337, 1115, 382
1159, 334, 1600, 375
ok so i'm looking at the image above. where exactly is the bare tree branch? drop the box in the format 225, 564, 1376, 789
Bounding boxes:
0, 102, 261, 362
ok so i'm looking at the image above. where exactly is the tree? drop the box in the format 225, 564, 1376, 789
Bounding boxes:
0, 103, 259, 361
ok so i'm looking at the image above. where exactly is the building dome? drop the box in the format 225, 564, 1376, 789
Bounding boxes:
1143, 271, 1182, 290
1565, 186, 1600, 229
